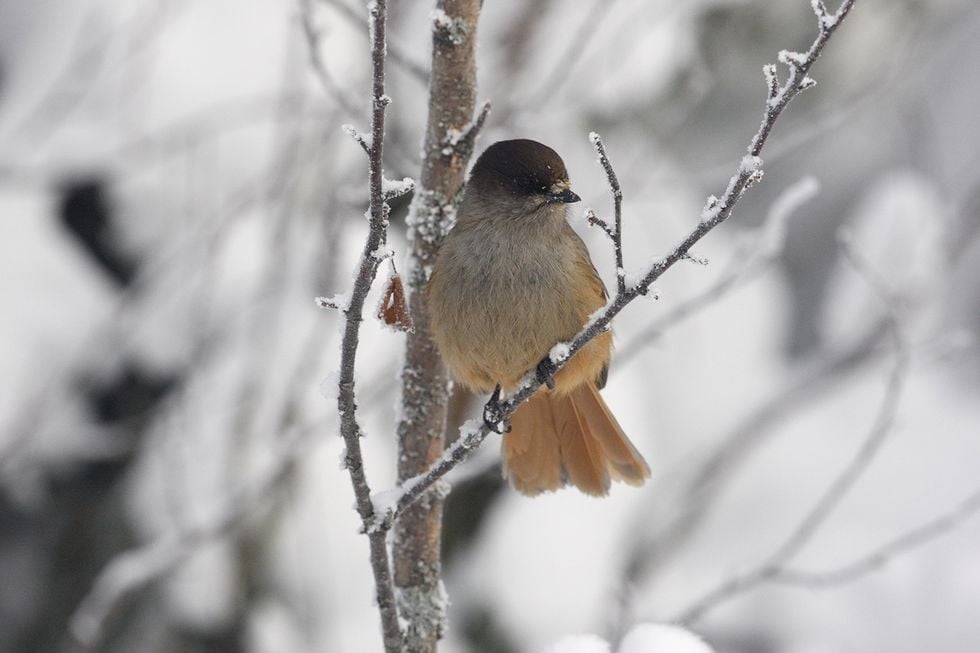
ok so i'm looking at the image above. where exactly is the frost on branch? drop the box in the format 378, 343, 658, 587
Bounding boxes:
406, 188, 457, 249
700, 195, 721, 223
440, 100, 491, 159
763, 62, 779, 102
778, 49, 809, 71
396, 582, 450, 651
315, 292, 350, 311
342, 123, 371, 154
382, 175, 415, 201
431, 8, 468, 45
740, 154, 763, 173
811, 0, 841, 30
441, 127, 464, 156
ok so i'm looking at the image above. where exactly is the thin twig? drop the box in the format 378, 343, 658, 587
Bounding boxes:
588, 133, 627, 296
444, 100, 492, 163
318, 0, 429, 83
773, 486, 980, 588
369, 0, 861, 532
673, 231, 909, 626
616, 176, 820, 360
299, 0, 362, 117
528, 0, 622, 107
332, 1, 403, 651
67, 429, 307, 650
610, 317, 887, 619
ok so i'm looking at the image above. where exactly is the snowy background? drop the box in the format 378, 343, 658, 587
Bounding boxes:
1, 0, 979, 652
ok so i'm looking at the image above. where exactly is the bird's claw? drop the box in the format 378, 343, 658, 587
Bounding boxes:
483, 385, 511, 434
536, 359, 557, 390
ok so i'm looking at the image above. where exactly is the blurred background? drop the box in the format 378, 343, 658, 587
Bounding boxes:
1, 0, 979, 651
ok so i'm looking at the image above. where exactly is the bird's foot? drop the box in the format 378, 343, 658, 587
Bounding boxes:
483, 385, 511, 434
536, 358, 557, 390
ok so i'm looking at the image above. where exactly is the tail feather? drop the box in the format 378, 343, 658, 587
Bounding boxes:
571, 383, 651, 485
503, 383, 650, 496
553, 392, 611, 496
505, 393, 563, 495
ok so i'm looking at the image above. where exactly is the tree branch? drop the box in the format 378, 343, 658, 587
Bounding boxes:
774, 485, 980, 588
318, 0, 430, 84
393, 1, 483, 651
587, 133, 627, 296
333, 2, 404, 651
673, 232, 909, 626
616, 177, 819, 359
67, 431, 306, 651
299, 0, 362, 117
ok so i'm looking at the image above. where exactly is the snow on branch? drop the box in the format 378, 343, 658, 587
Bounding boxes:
342, 123, 372, 154
432, 7, 470, 45
315, 292, 351, 312
673, 233, 910, 626
383, 175, 416, 201
365, 0, 861, 534
441, 99, 491, 159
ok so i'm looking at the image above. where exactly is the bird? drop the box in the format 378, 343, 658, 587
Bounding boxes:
426, 138, 650, 496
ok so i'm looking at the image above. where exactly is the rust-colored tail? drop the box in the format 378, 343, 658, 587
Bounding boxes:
503, 383, 651, 497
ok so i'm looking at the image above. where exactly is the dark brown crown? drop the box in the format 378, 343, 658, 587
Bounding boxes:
469, 139, 569, 196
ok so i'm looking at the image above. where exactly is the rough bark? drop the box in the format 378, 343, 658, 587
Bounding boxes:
394, 1, 483, 651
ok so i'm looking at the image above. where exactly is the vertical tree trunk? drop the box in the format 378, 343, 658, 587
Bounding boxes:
394, 1, 482, 651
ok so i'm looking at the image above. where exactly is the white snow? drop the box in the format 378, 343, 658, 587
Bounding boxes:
778, 49, 809, 68
619, 624, 715, 653
739, 154, 763, 174
341, 123, 371, 150
318, 370, 340, 401
542, 624, 714, 653
543, 634, 610, 653
316, 292, 351, 311
370, 487, 402, 522
382, 176, 415, 199
699, 194, 722, 223
799, 75, 818, 91
549, 342, 572, 364
369, 245, 394, 261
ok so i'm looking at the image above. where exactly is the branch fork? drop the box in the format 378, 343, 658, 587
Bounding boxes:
586, 132, 627, 295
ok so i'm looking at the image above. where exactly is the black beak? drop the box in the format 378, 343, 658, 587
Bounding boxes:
547, 188, 581, 204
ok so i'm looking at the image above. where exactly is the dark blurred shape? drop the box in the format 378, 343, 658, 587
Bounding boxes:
2, 363, 181, 653
460, 604, 517, 653
57, 177, 137, 287
441, 386, 505, 568
87, 364, 176, 429
442, 465, 504, 568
